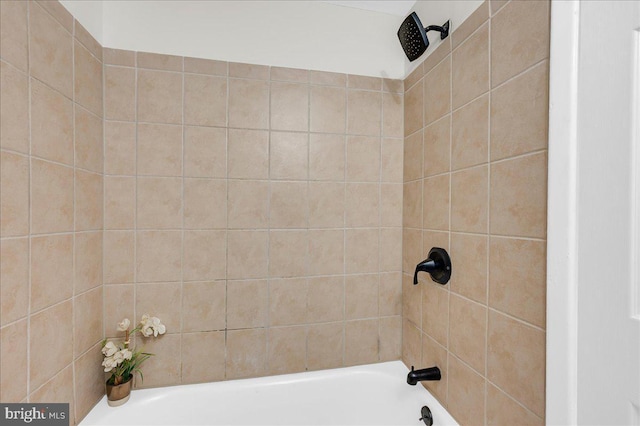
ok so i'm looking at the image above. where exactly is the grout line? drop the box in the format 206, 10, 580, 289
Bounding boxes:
451, 18, 489, 58
342, 80, 348, 367
490, 0, 511, 18
265, 67, 273, 376
179, 55, 185, 383
485, 12, 493, 424
377, 85, 383, 361
223, 59, 229, 381
26, 69, 75, 103
132, 50, 139, 387
304, 71, 311, 371
491, 57, 549, 92
489, 148, 548, 166
70, 14, 78, 420
487, 306, 546, 332
101, 24, 107, 349
445, 35, 453, 407
486, 376, 544, 422
25, 0, 33, 404
450, 89, 490, 116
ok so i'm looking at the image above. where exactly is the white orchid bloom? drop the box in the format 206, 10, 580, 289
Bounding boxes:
117, 318, 130, 332
139, 315, 166, 337
141, 324, 153, 337
102, 356, 117, 372
112, 350, 125, 364
121, 348, 133, 360
150, 317, 166, 336
102, 341, 118, 357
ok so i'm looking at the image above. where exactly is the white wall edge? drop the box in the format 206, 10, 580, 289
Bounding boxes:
546, 0, 580, 424
59, 0, 103, 44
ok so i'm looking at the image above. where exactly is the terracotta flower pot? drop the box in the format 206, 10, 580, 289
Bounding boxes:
106, 377, 133, 407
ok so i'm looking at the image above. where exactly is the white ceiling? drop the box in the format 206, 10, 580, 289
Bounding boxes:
321, 1, 416, 17
60, 0, 482, 78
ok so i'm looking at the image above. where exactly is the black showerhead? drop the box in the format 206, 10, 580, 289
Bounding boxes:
397, 12, 450, 62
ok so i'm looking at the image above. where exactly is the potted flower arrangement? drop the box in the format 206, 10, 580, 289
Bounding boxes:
102, 314, 166, 407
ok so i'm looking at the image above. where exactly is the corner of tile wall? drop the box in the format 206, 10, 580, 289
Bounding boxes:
1, 1, 105, 424
401, 0, 549, 424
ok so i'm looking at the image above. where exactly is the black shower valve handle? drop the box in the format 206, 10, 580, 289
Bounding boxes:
413, 247, 452, 285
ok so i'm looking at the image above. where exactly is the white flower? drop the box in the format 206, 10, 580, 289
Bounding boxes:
121, 349, 133, 360
102, 341, 118, 357
112, 350, 125, 364
102, 356, 118, 372
139, 314, 166, 337
141, 324, 153, 337
150, 317, 166, 336
117, 318, 130, 332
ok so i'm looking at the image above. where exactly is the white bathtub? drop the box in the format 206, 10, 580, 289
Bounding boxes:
81, 361, 458, 426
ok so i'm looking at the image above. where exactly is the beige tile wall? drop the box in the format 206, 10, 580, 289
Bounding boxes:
102, 48, 405, 386
401, 1, 549, 425
0, 1, 104, 423
1, 0, 551, 424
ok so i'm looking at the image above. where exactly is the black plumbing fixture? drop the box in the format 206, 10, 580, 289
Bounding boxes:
407, 366, 441, 385
419, 406, 434, 426
413, 247, 452, 285
397, 12, 450, 62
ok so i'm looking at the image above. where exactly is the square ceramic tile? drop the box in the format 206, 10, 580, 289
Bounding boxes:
452, 93, 489, 170
270, 132, 308, 180
0, 61, 29, 153
137, 123, 182, 176
30, 78, 73, 166
347, 90, 381, 136
346, 136, 380, 182
184, 126, 227, 178
137, 69, 182, 124
488, 310, 545, 417
0, 238, 29, 325
270, 82, 309, 131
0, 151, 29, 237
491, 0, 550, 87
227, 129, 269, 179
452, 23, 489, 109
310, 86, 346, 134
267, 326, 307, 374
490, 153, 547, 238
227, 280, 268, 328
105, 66, 135, 121
491, 62, 549, 161
136, 231, 182, 282
0, 1, 28, 72
29, 3, 72, 97
184, 74, 227, 127
31, 159, 74, 234
74, 41, 102, 116
228, 79, 269, 129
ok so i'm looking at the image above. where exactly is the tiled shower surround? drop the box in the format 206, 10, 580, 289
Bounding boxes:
0, 0, 549, 425
402, 1, 549, 424
101, 44, 404, 385
1, 0, 404, 422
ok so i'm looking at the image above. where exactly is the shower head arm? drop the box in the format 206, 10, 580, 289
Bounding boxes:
424, 21, 450, 40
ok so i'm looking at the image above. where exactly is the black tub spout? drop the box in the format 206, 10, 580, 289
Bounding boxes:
407, 366, 441, 385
